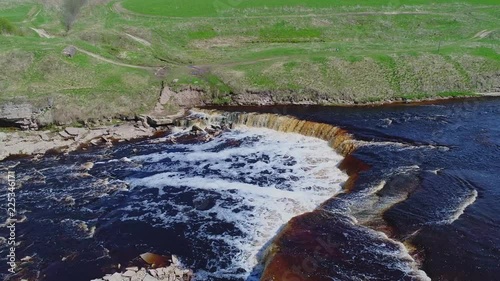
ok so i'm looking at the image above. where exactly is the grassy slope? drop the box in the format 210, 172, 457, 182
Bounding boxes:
0, 0, 499, 123
118, 0, 500, 103
0, 1, 161, 123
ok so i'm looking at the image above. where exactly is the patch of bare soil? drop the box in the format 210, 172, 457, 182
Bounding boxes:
472, 29, 494, 39
125, 33, 152, 46
29, 28, 52, 38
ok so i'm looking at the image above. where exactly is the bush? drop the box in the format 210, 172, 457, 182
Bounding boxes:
0, 18, 15, 35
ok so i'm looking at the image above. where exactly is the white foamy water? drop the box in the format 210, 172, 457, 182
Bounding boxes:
437, 189, 478, 225
125, 127, 348, 280
365, 231, 431, 281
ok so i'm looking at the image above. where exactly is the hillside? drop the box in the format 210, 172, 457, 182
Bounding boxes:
0, 0, 499, 124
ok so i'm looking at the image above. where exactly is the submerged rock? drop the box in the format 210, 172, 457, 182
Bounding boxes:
81, 162, 94, 171
140, 253, 169, 267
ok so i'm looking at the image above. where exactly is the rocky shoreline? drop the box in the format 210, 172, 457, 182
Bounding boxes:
0, 113, 182, 162
0, 108, 234, 162
0, 123, 148, 161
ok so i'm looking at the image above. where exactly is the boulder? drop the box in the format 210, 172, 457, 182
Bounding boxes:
82, 162, 94, 171
35, 109, 54, 127
146, 116, 173, 127
142, 274, 157, 281
58, 130, 73, 139
134, 268, 147, 280
148, 269, 157, 277
65, 127, 87, 136
171, 255, 179, 266
138, 115, 150, 128
108, 273, 122, 281
174, 268, 183, 277
39, 132, 51, 141
62, 45, 77, 58
190, 125, 204, 135
122, 270, 136, 277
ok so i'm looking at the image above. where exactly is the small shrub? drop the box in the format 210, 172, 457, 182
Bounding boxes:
0, 18, 15, 35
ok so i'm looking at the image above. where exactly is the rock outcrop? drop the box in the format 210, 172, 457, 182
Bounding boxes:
0, 102, 57, 130
0, 122, 160, 161
0, 103, 33, 129
233, 90, 274, 105
145, 115, 174, 127
159, 86, 206, 108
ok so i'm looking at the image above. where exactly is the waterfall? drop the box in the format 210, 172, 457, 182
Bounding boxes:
181, 109, 357, 157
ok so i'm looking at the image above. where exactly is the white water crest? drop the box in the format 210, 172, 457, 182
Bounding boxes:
437, 189, 478, 225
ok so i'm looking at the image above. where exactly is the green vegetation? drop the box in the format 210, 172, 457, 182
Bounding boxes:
122, 0, 499, 17
259, 21, 322, 43
0, 18, 15, 34
0, 0, 499, 123
0, 127, 18, 133
0, 5, 34, 22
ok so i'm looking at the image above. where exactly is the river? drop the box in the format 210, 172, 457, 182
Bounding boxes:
1, 97, 499, 281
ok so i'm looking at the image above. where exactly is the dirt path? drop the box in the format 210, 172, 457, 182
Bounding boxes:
30, 28, 53, 39
125, 33, 152, 46
28, 27, 157, 69
28, 25, 158, 69
74, 47, 154, 69
28, 25, 165, 70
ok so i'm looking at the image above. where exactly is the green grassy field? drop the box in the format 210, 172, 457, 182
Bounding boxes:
122, 0, 499, 17
0, 0, 498, 123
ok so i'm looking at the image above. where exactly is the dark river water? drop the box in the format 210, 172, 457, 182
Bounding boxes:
0, 97, 499, 281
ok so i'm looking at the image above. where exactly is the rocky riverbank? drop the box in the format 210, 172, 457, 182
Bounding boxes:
0, 109, 187, 161
0, 109, 233, 162
0, 122, 153, 161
